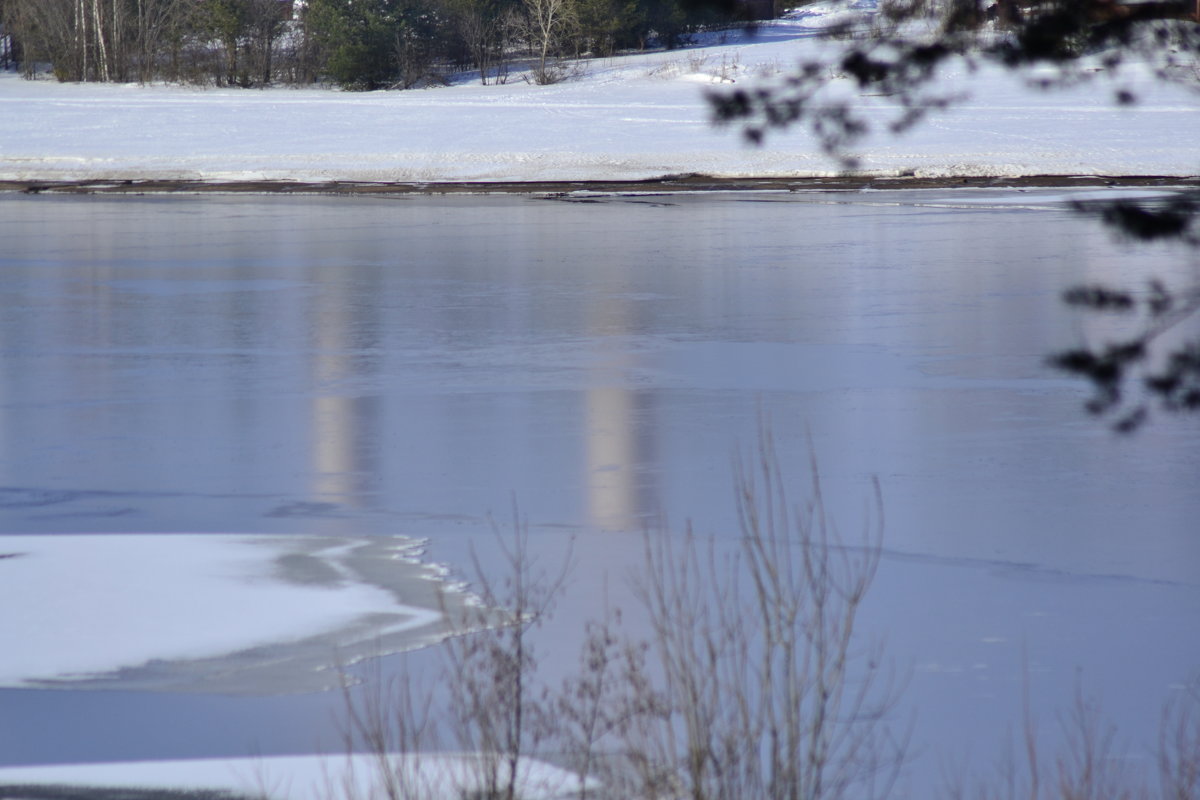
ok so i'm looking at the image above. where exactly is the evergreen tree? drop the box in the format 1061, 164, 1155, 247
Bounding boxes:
306, 0, 445, 89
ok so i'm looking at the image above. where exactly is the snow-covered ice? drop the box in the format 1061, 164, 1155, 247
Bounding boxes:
0, 534, 472, 693
0, 753, 594, 800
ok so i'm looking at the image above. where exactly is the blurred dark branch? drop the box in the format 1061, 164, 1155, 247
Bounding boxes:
708, 0, 1200, 159
708, 0, 1200, 432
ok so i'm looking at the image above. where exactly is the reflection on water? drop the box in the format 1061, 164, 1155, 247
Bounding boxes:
584, 264, 659, 531
312, 395, 380, 510
309, 264, 381, 513
586, 384, 644, 530
2, 192, 1198, 567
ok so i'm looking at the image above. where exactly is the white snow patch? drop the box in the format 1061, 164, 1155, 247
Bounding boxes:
0, 534, 466, 692
0, 753, 596, 800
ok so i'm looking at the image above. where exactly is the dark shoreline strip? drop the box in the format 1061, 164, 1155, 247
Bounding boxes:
3, 174, 1199, 196
0, 785, 253, 800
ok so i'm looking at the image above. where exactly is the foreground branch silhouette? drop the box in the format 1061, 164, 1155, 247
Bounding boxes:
708, 0, 1200, 432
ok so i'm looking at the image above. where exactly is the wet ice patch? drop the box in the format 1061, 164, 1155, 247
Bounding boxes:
0, 534, 472, 694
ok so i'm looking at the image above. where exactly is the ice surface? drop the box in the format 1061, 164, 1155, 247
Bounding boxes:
1, 2, 1199, 784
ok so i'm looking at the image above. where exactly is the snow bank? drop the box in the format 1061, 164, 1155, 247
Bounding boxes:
1, 10, 1196, 184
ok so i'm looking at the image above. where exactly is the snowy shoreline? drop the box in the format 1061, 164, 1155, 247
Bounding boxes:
4, 173, 1199, 196
4, 4, 1197, 186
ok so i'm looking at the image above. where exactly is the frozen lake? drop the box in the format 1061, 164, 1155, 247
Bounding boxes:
1, 191, 1199, 796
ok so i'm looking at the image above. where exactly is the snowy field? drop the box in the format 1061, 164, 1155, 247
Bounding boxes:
2, 3, 1198, 184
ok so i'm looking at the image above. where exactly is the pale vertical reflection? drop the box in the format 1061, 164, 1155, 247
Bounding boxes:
586, 382, 639, 530
0, 349, 6, 483
313, 393, 360, 503
310, 277, 378, 511
584, 279, 655, 531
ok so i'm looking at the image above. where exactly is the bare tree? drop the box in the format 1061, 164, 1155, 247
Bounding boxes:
3, 0, 85, 80
2, 0, 196, 82
0, 0, 15, 69
333, 435, 904, 800
1159, 677, 1200, 800
440, 510, 572, 800
245, 0, 288, 85
520, 0, 578, 83
944, 675, 1200, 800
130, 0, 191, 82
332, 515, 572, 800
550, 606, 654, 800
614, 428, 907, 800
336, 655, 442, 800
447, 0, 519, 84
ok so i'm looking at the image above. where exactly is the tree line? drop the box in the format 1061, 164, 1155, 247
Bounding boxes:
0, 0, 759, 88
